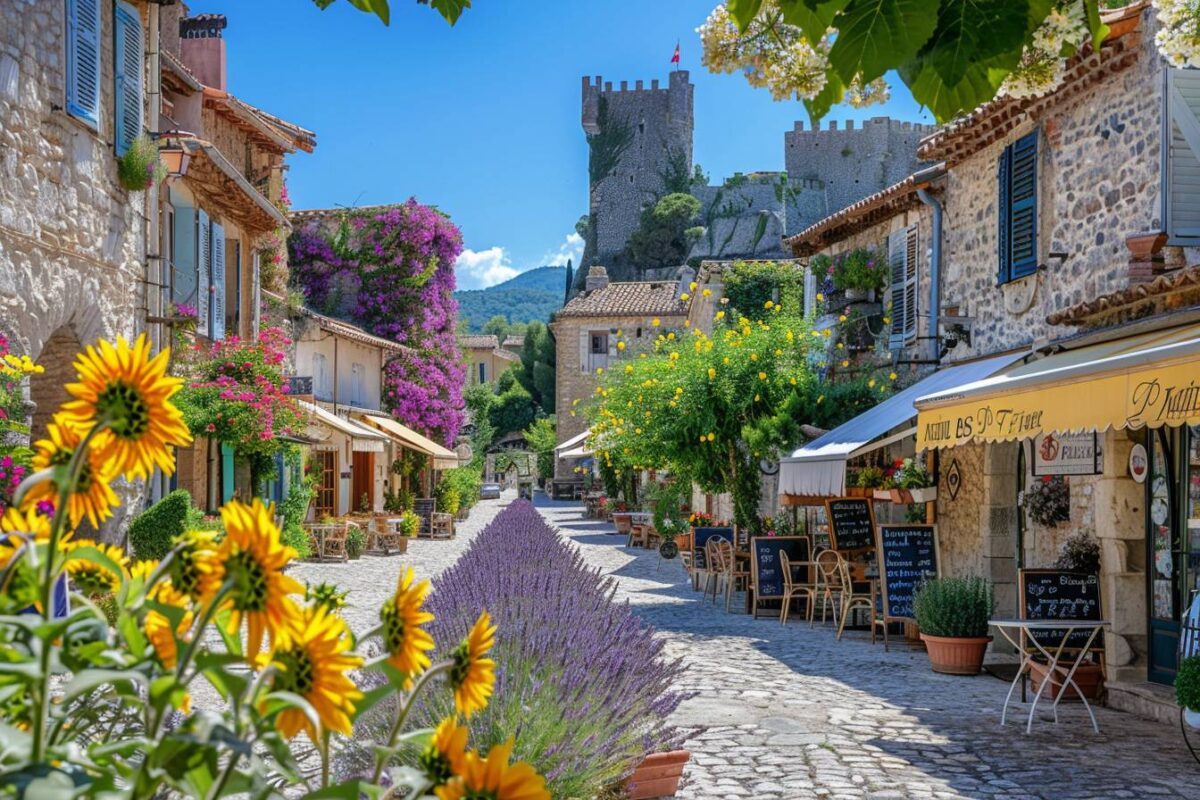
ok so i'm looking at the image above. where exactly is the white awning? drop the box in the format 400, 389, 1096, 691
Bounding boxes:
299, 400, 389, 452
555, 428, 591, 453
356, 414, 460, 470
779, 353, 1025, 498
560, 446, 592, 459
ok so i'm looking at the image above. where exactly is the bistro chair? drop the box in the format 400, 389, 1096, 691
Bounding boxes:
372, 515, 406, 555
780, 550, 817, 625
323, 522, 349, 562
834, 554, 886, 648
812, 549, 844, 627
431, 512, 454, 540
703, 539, 724, 603
715, 539, 750, 613
414, 498, 436, 537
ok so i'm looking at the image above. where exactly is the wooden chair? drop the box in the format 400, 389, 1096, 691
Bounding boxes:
323, 523, 349, 562
703, 539, 723, 603
835, 555, 886, 647
431, 512, 454, 540
812, 550, 843, 627
414, 499, 435, 538
780, 550, 817, 625
715, 539, 750, 613
372, 515, 406, 555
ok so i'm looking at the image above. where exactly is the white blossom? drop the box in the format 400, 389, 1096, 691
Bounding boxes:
998, 1, 1090, 100
1155, 0, 1200, 69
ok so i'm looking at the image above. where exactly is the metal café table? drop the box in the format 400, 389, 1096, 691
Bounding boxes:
989, 618, 1110, 734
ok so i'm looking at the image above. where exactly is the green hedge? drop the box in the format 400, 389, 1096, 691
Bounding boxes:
128, 490, 195, 561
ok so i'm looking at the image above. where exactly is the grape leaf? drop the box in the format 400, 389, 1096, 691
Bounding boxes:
828, 0, 940, 85
347, 0, 390, 25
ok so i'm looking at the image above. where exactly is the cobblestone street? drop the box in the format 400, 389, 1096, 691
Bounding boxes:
534, 498, 1200, 800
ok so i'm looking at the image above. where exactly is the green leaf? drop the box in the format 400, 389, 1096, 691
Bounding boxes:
804, 69, 846, 126
312, 0, 337, 9
302, 780, 386, 800
828, 0, 940, 84
779, 0, 850, 43
63, 668, 146, 701
430, 0, 471, 25
900, 53, 1008, 122
922, 0, 1029, 88
1083, 0, 1108, 48
347, 0, 390, 24
727, 0, 766, 30
350, 682, 394, 721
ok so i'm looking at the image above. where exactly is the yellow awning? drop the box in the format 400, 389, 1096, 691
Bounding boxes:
915, 323, 1200, 449
299, 400, 389, 452
356, 414, 460, 470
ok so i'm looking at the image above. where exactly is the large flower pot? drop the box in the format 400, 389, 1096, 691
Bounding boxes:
1029, 660, 1103, 701
846, 487, 870, 498
1185, 708, 1200, 730
920, 633, 991, 675
622, 750, 690, 800
612, 512, 633, 535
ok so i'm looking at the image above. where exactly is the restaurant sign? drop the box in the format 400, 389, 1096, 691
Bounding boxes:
1031, 432, 1101, 476
916, 359, 1200, 449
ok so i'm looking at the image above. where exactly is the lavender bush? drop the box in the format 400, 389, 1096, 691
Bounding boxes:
342, 502, 687, 797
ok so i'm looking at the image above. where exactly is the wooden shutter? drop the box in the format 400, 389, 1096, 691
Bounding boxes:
579, 330, 589, 374
65, 0, 101, 128
998, 132, 1039, 283
172, 204, 196, 308
889, 225, 918, 349
197, 210, 211, 338
1167, 69, 1200, 241
210, 222, 226, 341
113, 2, 143, 156
997, 147, 1011, 283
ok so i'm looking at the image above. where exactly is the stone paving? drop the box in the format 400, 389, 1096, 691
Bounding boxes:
534, 497, 1200, 800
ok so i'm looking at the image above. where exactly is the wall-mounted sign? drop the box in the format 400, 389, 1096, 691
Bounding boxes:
946, 458, 963, 500
1129, 442, 1148, 483
1031, 432, 1101, 476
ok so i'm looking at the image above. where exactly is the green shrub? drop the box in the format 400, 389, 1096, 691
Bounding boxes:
829, 248, 888, 293
437, 486, 461, 516
1177, 655, 1200, 711
128, 490, 193, 561
346, 525, 366, 558
913, 576, 994, 638
281, 522, 312, 560
116, 134, 166, 192
437, 466, 481, 514
397, 510, 421, 537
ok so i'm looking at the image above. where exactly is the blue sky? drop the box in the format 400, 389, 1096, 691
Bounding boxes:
187, 0, 931, 289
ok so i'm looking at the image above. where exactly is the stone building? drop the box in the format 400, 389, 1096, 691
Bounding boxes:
458, 334, 521, 386
550, 265, 687, 479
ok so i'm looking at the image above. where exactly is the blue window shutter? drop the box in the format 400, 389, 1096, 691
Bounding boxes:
1008, 132, 1039, 279
113, 2, 143, 156
172, 204, 197, 308
197, 210, 211, 338
211, 222, 226, 340
65, 0, 102, 128
997, 147, 1011, 284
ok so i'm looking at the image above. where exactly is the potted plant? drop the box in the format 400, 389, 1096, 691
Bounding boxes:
874, 471, 896, 502
1177, 655, 1200, 730
849, 466, 884, 497
1021, 475, 1071, 527
914, 576, 994, 675
831, 247, 888, 302
622, 750, 691, 800
892, 457, 936, 504
346, 525, 366, 560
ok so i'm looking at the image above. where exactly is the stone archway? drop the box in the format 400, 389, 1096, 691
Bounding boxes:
28, 324, 84, 441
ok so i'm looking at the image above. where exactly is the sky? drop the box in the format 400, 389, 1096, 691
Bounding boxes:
186, 0, 932, 289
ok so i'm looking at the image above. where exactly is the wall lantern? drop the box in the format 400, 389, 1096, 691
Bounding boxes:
158, 146, 191, 178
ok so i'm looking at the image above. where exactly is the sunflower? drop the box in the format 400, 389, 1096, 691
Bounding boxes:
269, 605, 362, 740
419, 717, 469, 788
64, 539, 129, 597
58, 334, 191, 480
144, 579, 194, 670
448, 611, 496, 718
435, 740, 549, 800
217, 498, 303, 655
169, 529, 222, 604
379, 566, 434, 686
26, 419, 119, 529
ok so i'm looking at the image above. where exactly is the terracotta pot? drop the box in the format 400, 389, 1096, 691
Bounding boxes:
1029, 660, 1104, 701
622, 750, 690, 800
920, 633, 991, 675
392, 537, 409, 555
846, 487, 869, 498
673, 533, 691, 551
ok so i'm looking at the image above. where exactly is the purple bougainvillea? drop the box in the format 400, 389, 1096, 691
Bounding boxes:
288, 200, 465, 442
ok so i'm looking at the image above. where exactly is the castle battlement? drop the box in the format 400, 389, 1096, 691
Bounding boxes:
582, 71, 689, 97
789, 116, 936, 134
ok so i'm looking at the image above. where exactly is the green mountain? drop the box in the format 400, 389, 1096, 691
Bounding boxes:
456, 267, 567, 332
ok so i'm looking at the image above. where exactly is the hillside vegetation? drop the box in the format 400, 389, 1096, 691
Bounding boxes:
456, 266, 566, 331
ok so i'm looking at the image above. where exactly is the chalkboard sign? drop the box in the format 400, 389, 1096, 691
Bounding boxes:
824, 497, 875, 551
875, 525, 939, 622
750, 536, 811, 601
692, 527, 733, 571
1020, 570, 1103, 649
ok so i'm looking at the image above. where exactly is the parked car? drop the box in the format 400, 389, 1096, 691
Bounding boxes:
480, 483, 502, 499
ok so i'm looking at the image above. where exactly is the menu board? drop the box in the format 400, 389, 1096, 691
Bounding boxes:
1020, 570, 1103, 649
750, 536, 811, 601
692, 527, 733, 571
825, 497, 875, 551
875, 525, 939, 621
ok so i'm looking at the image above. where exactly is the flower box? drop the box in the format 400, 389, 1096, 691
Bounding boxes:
873, 489, 893, 501
908, 487, 937, 504
846, 487, 871, 498
623, 750, 690, 800
1029, 660, 1104, 702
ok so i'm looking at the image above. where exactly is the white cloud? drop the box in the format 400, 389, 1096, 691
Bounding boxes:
542, 232, 584, 268
455, 246, 519, 290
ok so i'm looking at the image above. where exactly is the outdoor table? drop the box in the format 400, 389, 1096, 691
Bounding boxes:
989, 618, 1110, 734
303, 524, 337, 560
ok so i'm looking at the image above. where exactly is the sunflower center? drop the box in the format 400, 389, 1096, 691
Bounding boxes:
417, 747, 452, 787
273, 647, 315, 696
172, 546, 203, 597
69, 564, 116, 597
97, 380, 151, 439
226, 550, 268, 612
448, 641, 470, 687
47, 449, 93, 492
380, 601, 408, 655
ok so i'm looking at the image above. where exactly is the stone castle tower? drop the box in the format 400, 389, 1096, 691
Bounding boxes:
581, 71, 694, 269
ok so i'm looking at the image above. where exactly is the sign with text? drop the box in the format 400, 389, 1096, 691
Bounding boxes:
692, 527, 733, 571
875, 525, 939, 622
1019, 569, 1103, 649
1031, 432, 1101, 476
750, 536, 810, 602
824, 497, 875, 552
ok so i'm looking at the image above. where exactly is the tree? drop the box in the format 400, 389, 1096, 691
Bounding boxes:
482, 315, 510, 337
311, 0, 470, 26
523, 416, 557, 481
625, 192, 702, 271
700, 0, 1114, 124
723, 260, 807, 322
490, 382, 536, 438
517, 321, 556, 413
563, 258, 574, 305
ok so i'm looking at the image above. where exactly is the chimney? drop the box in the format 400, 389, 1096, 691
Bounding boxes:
180, 14, 227, 91
677, 265, 696, 297
585, 265, 610, 292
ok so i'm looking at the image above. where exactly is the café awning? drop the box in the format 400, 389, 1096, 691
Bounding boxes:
356, 414, 460, 470
555, 428, 591, 454
780, 353, 1024, 498
299, 401, 389, 453
915, 323, 1200, 449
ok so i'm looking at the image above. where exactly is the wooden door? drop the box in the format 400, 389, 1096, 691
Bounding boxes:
352, 451, 375, 513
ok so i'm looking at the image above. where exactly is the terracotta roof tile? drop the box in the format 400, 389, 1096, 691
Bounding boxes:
1047, 265, 1200, 326
459, 335, 500, 349
557, 280, 688, 319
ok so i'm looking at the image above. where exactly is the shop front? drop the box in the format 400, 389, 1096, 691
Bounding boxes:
298, 400, 389, 517
916, 322, 1200, 695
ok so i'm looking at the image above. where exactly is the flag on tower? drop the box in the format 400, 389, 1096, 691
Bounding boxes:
671, 42, 680, 65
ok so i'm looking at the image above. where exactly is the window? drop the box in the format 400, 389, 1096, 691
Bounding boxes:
197, 209, 211, 337
65, 0, 101, 129
314, 450, 337, 518
888, 225, 919, 349
312, 353, 329, 400
351, 362, 365, 405
478, 362, 487, 384
997, 131, 1039, 283
590, 333, 608, 354
171, 196, 197, 309
113, 2, 143, 155
1165, 69, 1200, 244
210, 221, 226, 340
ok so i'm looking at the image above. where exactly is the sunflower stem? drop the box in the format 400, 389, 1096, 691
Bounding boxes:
371, 661, 452, 784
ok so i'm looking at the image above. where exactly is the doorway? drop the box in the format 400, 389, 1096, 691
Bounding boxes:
352, 451, 375, 513
314, 450, 337, 518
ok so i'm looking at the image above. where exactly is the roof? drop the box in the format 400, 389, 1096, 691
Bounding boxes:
785, 166, 945, 256
502, 335, 524, 348
290, 204, 401, 224
299, 400, 389, 441
1047, 265, 1200, 327
459, 335, 500, 350
173, 137, 290, 232
161, 51, 202, 94
495, 348, 522, 362
284, 299, 413, 354
555, 428, 591, 453
917, 3, 1146, 165
556, 280, 688, 319
779, 353, 1024, 497
356, 414, 460, 469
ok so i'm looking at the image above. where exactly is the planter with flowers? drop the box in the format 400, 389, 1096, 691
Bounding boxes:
914, 576, 995, 675
849, 465, 885, 498
830, 247, 888, 302
116, 134, 168, 192
1178, 655, 1200, 730
1022, 475, 1071, 527
890, 457, 936, 504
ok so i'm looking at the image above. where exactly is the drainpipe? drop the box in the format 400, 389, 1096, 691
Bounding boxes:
916, 186, 942, 365
146, 3, 162, 349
